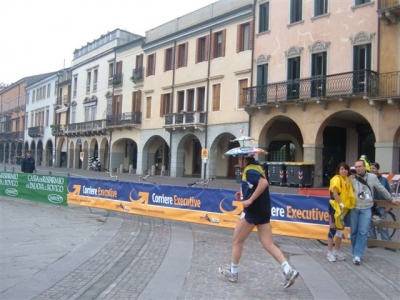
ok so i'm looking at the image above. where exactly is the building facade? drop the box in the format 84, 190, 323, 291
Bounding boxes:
25, 72, 58, 166
245, 0, 399, 186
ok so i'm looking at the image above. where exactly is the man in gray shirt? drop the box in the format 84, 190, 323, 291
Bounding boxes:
349, 160, 399, 266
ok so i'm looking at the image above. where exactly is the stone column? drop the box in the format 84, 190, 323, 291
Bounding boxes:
375, 142, 399, 173
303, 143, 323, 187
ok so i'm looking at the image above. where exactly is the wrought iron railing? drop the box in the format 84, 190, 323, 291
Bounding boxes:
106, 111, 142, 127
164, 111, 206, 127
63, 120, 107, 135
2, 131, 24, 140
244, 70, 379, 106
112, 73, 123, 86
28, 126, 44, 137
377, 71, 400, 97
131, 67, 144, 83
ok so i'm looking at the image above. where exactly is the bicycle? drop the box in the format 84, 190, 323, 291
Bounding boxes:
187, 177, 215, 188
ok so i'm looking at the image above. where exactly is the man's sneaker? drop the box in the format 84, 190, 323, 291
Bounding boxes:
283, 269, 299, 289
353, 256, 361, 266
327, 252, 336, 262
218, 267, 238, 283
334, 251, 346, 261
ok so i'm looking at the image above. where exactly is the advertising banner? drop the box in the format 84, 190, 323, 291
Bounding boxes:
67, 178, 341, 240
0, 172, 67, 206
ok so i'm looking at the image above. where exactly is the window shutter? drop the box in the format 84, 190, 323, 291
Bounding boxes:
169, 93, 173, 114
146, 97, 151, 118
249, 21, 254, 51
117, 61, 123, 73
164, 49, 168, 72
222, 29, 226, 57
132, 92, 135, 111
146, 56, 150, 77
112, 96, 117, 114
138, 90, 142, 112
118, 95, 123, 114
205, 36, 209, 61
237, 24, 242, 53
176, 46, 181, 69
139, 54, 143, 68
185, 42, 188, 67
160, 94, 165, 117
210, 33, 215, 59
153, 53, 156, 75
195, 38, 199, 64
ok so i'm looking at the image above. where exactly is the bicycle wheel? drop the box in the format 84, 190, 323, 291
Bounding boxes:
387, 211, 397, 239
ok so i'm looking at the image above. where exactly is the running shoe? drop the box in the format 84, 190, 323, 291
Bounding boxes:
353, 256, 361, 265
283, 268, 299, 289
218, 267, 238, 283
327, 252, 336, 262
334, 251, 346, 261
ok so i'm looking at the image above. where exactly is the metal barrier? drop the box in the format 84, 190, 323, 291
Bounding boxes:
367, 175, 400, 249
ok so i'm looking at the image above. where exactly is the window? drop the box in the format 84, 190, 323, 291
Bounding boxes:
177, 42, 188, 68
86, 71, 91, 93
177, 91, 185, 112
32, 91, 36, 102
47, 84, 51, 97
31, 112, 34, 127
196, 36, 209, 63
237, 22, 253, 52
311, 52, 327, 97
290, 0, 302, 23
164, 48, 174, 71
187, 89, 194, 111
147, 53, 156, 76
238, 79, 248, 108
93, 69, 98, 91
257, 64, 268, 86
146, 97, 151, 118
108, 62, 114, 86
132, 91, 141, 112
46, 108, 49, 126
212, 84, 221, 111
314, 0, 328, 16
136, 54, 143, 68
112, 95, 122, 115
259, 2, 270, 33
355, 0, 370, 4
85, 107, 90, 121
196, 87, 205, 111
287, 57, 301, 100
91, 106, 97, 121
160, 93, 172, 117
73, 77, 77, 97
211, 30, 226, 59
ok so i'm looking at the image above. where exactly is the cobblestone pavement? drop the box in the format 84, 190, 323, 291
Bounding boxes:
1, 163, 399, 300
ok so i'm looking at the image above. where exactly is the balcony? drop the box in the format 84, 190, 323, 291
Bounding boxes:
379, 0, 400, 25
28, 126, 44, 138
130, 67, 144, 84
51, 124, 64, 137
63, 120, 107, 137
112, 73, 123, 87
106, 112, 141, 129
164, 111, 206, 132
244, 70, 383, 111
1, 131, 24, 141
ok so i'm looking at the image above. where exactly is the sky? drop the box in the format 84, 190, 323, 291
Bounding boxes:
0, 0, 217, 84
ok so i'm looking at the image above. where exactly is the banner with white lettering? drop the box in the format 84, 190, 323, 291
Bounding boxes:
67, 177, 341, 240
0, 172, 67, 206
